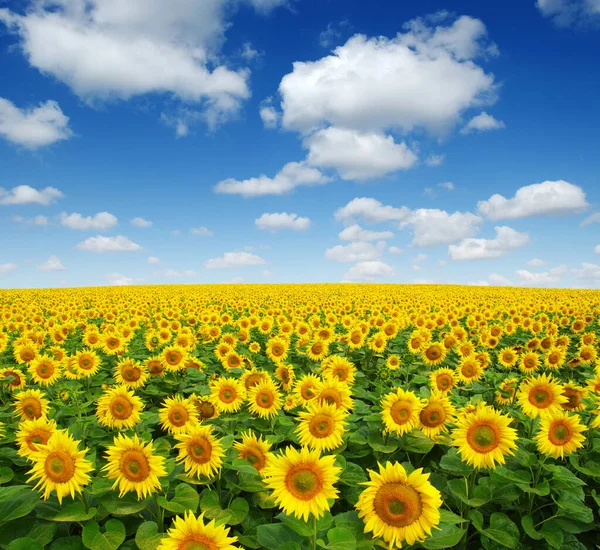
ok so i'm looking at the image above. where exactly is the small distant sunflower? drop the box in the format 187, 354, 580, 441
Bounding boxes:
456, 356, 482, 385
146, 356, 166, 377
262, 446, 341, 521
322, 356, 356, 385
317, 377, 353, 411
29, 355, 62, 386
174, 425, 224, 479
240, 369, 268, 391
275, 364, 295, 392
294, 374, 323, 405
381, 389, 422, 437
578, 345, 597, 365
248, 342, 261, 354
159, 395, 199, 434
190, 395, 220, 421
561, 382, 587, 412
14, 343, 38, 364
28, 430, 93, 503
517, 373, 567, 418
114, 358, 149, 389
73, 349, 101, 377
418, 393, 455, 439
96, 386, 144, 429
544, 347, 565, 370
519, 352, 541, 374
429, 367, 457, 394
498, 348, 518, 369
495, 378, 518, 406
0, 367, 26, 391
535, 410, 586, 459
421, 342, 446, 367
296, 402, 347, 452
14, 389, 50, 420
210, 377, 245, 414
356, 462, 442, 548
234, 431, 273, 472
307, 340, 330, 362
266, 337, 289, 363
157, 512, 240, 550
386, 355, 401, 371
161, 345, 189, 372
452, 405, 518, 469
16, 417, 57, 460
102, 334, 125, 355
247, 378, 282, 419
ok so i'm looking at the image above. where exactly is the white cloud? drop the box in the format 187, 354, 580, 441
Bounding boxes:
191, 227, 214, 236
247, 0, 288, 13
488, 273, 512, 285
401, 209, 483, 246
325, 241, 386, 263
148, 256, 160, 264
426, 154, 445, 166
106, 273, 139, 286
423, 188, 437, 199
37, 256, 66, 271
460, 111, 505, 134
255, 212, 311, 231
581, 212, 600, 226
279, 14, 498, 135
339, 224, 394, 241
516, 268, 564, 287
259, 97, 279, 129
0, 1, 256, 130
204, 251, 266, 268
0, 97, 72, 149
343, 260, 394, 282
527, 258, 546, 267
0, 185, 63, 206
77, 235, 141, 253
215, 161, 332, 197
12, 215, 49, 226
131, 217, 152, 228
0, 263, 17, 274
389, 246, 403, 254
438, 181, 455, 191
240, 41, 261, 61
335, 197, 411, 223
572, 262, 600, 281
305, 127, 417, 180
155, 268, 198, 278
449, 226, 530, 260
477, 180, 588, 220
60, 211, 118, 230
536, 0, 600, 27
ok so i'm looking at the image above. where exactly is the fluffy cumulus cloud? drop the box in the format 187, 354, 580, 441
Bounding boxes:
449, 226, 530, 260
76, 235, 141, 253
0, 263, 17, 274
572, 262, 600, 282
154, 268, 198, 278
325, 241, 386, 262
259, 97, 279, 129
536, 0, 600, 27
527, 258, 546, 266
460, 111, 505, 134
255, 212, 311, 231
106, 273, 138, 286
0, 185, 63, 206
131, 217, 152, 228
342, 260, 394, 282
335, 198, 411, 223
0, 0, 293, 131
12, 215, 49, 226
204, 251, 266, 268
190, 227, 214, 236
338, 224, 394, 241
0, 98, 72, 149
304, 127, 417, 180
400, 209, 482, 246
214, 161, 332, 197
60, 211, 118, 230
516, 265, 568, 287
37, 256, 66, 271
148, 256, 160, 264
477, 180, 588, 220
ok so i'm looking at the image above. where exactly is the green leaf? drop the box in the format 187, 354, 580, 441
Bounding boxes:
468, 510, 483, 531
276, 513, 313, 537
0, 519, 57, 546
0, 485, 40, 521
49, 537, 85, 550
135, 521, 163, 550
339, 462, 367, 486
326, 527, 356, 550
556, 492, 594, 523
0, 468, 14, 485
540, 520, 564, 549
480, 513, 520, 549
422, 524, 466, 549
402, 431, 435, 454
228, 459, 260, 476
523, 480, 549, 496
226, 498, 249, 525
446, 479, 491, 507
492, 467, 531, 486
82, 520, 126, 550
439, 509, 468, 525
7, 538, 43, 550
157, 483, 199, 514
332, 511, 366, 537
521, 515, 542, 541
256, 524, 303, 550
101, 493, 149, 515
366, 433, 397, 453
439, 449, 474, 476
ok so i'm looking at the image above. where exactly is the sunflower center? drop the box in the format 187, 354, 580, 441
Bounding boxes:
390, 401, 412, 425
466, 423, 500, 453
44, 451, 75, 483
107, 338, 119, 349
426, 347, 440, 360
562, 390, 581, 410
309, 414, 334, 438
436, 374, 453, 390
37, 362, 54, 378
529, 388, 552, 408
197, 401, 216, 420
243, 448, 265, 470
110, 396, 134, 420
373, 483, 423, 527
256, 390, 274, 409
27, 431, 51, 450
286, 467, 323, 501
22, 398, 42, 419
420, 404, 446, 428
333, 368, 348, 381
123, 366, 141, 381
320, 390, 341, 408
219, 387, 236, 404
80, 357, 92, 370
188, 438, 212, 464
549, 422, 572, 445
462, 364, 476, 377
301, 385, 316, 400
168, 405, 190, 427
180, 540, 213, 550
120, 450, 150, 482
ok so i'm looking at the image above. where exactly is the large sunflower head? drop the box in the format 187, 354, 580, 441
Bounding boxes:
210, 377, 246, 414
74, 349, 101, 377
158, 395, 199, 434
535, 410, 586, 459
519, 352, 541, 374
96, 386, 144, 429
429, 368, 457, 394
14, 388, 50, 420
157, 511, 240, 550
381, 388, 422, 437
247, 378, 282, 419
233, 431, 273, 472
161, 345, 189, 372
28, 355, 62, 386
174, 425, 225, 479
16, 417, 57, 460
517, 373, 567, 418
296, 402, 347, 452
356, 461, 442, 548
261, 446, 341, 521
422, 342, 446, 366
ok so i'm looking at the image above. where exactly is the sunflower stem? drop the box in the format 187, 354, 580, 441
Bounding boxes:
311, 514, 317, 550
153, 493, 165, 532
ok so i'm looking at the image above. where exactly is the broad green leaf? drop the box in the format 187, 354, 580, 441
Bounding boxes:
101, 493, 149, 515
480, 513, 519, 549
540, 520, 564, 549
49, 537, 85, 550
0, 485, 40, 521
521, 515, 542, 541
422, 524, 466, 549
439, 449, 474, 476
226, 498, 249, 525
7, 538, 43, 550
0, 468, 14, 485
339, 462, 367, 486
135, 521, 163, 550
157, 483, 199, 514
326, 527, 356, 550
82, 520, 126, 550
256, 524, 303, 550
276, 513, 313, 537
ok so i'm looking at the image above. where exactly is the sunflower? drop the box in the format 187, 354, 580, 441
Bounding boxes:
146, 356, 165, 377
578, 345, 597, 365
0, 367, 26, 391
28, 355, 62, 386
266, 337, 289, 363
160, 345, 189, 372
418, 393, 455, 439
321, 356, 356, 385
248, 342, 261, 354
275, 364, 295, 392
307, 340, 329, 362
247, 378, 282, 419
421, 342, 446, 366
544, 347, 565, 370
498, 348, 518, 369
233, 431, 273, 472
159, 395, 199, 434
561, 382, 587, 412
103, 434, 167, 499
535, 410, 586, 459
261, 446, 341, 521
14, 389, 50, 420
429, 367, 457, 394
157, 511, 240, 550
174, 425, 224, 479
356, 462, 441, 548
13, 342, 38, 364
190, 395, 220, 421
240, 368, 268, 391
102, 334, 125, 355
27, 430, 93, 503
519, 352, 541, 374
16, 417, 57, 460
381, 389, 422, 437
452, 405, 518, 469
210, 377, 246, 414
96, 386, 144, 429
586, 374, 600, 394
386, 355, 401, 371
317, 377, 353, 411
495, 378, 518, 405
296, 402, 347, 452
73, 349, 101, 377
294, 374, 323, 405
114, 358, 149, 389
456, 356, 482, 385
517, 373, 567, 418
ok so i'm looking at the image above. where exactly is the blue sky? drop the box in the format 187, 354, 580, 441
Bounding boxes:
0, 0, 599, 288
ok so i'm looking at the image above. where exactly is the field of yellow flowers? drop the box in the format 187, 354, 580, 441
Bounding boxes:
0, 284, 599, 550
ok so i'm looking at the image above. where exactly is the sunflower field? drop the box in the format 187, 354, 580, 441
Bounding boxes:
0, 284, 599, 550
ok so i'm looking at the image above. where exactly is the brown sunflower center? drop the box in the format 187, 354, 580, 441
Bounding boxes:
44, 450, 75, 483
197, 401, 216, 420
167, 352, 182, 365
120, 449, 150, 482
122, 365, 141, 382
308, 414, 334, 438
110, 395, 134, 420
373, 482, 423, 527
300, 384, 317, 401
27, 430, 51, 451
426, 346, 441, 360
256, 390, 274, 409
419, 404, 446, 428
180, 539, 214, 550
320, 390, 341, 408
285, 467, 323, 501
243, 447, 266, 470
461, 363, 476, 378
548, 422, 572, 445
466, 423, 500, 453
188, 438, 212, 464
219, 387, 237, 404
390, 400, 412, 425
529, 388, 552, 408
22, 397, 43, 419
37, 361, 55, 378
168, 405, 190, 427
79, 356, 93, 370
436, 374, 453, 391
